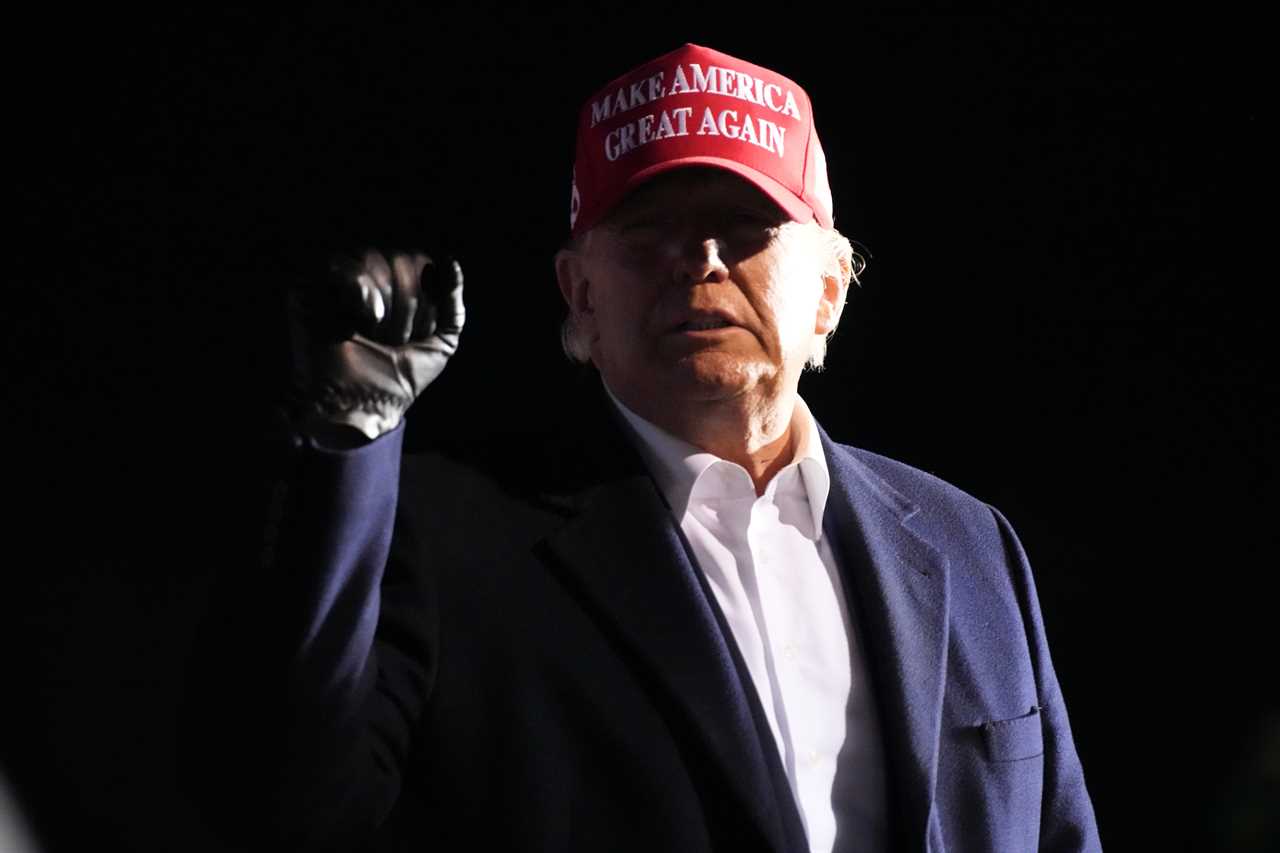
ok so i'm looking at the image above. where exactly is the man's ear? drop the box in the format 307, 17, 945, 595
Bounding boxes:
555, 246, 592, 316
815, 265, 849, 336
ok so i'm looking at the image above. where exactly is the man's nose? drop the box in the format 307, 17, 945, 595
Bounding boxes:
673, 236, 731, 286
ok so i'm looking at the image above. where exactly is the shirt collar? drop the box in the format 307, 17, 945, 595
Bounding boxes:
603, 382, 831, 540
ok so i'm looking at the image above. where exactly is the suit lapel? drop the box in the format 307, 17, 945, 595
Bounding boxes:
818, 427, 951, 851
537, 383, 794, 853
534, 383, 952, 851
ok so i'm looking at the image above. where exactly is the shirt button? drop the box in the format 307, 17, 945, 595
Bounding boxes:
806, 749, 820, 766
783, 644, 797, 661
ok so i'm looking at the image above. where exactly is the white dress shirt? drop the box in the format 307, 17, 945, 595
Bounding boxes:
606, 387, 888, 853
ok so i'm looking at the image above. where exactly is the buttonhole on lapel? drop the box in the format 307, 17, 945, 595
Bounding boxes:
898, 550, 930, 576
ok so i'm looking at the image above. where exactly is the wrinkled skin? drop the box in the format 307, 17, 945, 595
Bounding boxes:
555, 167, 846, 484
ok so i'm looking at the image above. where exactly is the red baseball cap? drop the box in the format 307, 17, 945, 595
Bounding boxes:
569, 43, 834, 237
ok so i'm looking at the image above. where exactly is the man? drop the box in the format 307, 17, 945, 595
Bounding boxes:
183, 43, 1101, 852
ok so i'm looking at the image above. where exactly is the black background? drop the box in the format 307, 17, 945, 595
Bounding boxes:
6, 3, 1275, 851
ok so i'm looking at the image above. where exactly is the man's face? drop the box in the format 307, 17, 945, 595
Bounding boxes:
557, 168, 844, 415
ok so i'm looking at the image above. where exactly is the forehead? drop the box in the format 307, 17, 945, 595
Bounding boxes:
605, 167, 788, 220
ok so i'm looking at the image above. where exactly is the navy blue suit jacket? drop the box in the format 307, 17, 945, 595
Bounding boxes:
185, 385, 1101, 852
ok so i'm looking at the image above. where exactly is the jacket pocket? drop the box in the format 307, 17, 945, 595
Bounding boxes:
981, 705, 1044, 762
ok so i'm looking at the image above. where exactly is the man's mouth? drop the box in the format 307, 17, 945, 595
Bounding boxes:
676, 319, 734, 332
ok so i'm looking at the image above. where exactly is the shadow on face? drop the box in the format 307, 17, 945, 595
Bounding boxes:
596, 166, 791, 266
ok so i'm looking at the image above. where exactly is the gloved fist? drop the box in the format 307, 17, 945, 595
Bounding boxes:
287, 249, 465, 441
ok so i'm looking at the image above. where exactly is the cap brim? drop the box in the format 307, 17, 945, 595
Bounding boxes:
622, 156, 817, 227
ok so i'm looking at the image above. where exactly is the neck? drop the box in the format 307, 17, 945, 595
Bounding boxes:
615, 381, 802, 497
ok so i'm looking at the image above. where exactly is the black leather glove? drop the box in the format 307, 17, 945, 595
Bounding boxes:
287, 249, 464, 442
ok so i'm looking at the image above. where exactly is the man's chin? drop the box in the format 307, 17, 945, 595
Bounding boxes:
667, 352, 774, 400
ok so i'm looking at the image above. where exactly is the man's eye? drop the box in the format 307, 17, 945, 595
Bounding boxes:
727, 214, 781, 240
615, 220, 674, 244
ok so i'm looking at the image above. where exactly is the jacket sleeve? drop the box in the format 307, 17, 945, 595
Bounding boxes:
990, 505, 1104, 852
179, 423, 435, 851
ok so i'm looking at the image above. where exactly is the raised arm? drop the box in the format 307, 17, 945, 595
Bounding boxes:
180, 250, 463, 851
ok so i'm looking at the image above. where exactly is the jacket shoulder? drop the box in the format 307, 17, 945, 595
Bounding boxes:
828, 441, 1012, 550
833, 442, 991, 512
